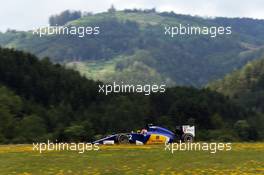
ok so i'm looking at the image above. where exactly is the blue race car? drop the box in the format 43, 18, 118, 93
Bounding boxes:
93, 124, 195, 145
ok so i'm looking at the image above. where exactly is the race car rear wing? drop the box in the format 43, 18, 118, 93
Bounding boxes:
182, 125, 195, 137
175, 125, 195, 137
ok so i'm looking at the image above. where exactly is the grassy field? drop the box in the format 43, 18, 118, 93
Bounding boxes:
0, 143, 263, 175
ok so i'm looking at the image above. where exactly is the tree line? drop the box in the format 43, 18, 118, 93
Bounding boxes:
0, 48, 262, 143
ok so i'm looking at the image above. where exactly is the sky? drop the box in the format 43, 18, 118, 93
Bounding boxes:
0, 0, 264, 32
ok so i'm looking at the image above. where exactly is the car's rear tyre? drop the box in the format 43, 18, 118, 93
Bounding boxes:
182, 134, 194, 142
117, 134, 129, 144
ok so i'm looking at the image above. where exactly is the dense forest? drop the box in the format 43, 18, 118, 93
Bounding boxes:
209, 57, 264, 113
208, 58, 264, 140
0, 48, 263, 143
1, 10, 264, 86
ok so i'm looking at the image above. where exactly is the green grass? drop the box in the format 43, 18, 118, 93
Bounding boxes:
0, 143, 263, 175
68, 11, 196, 29
65, 52, 173, 85
65, 57, 120, 81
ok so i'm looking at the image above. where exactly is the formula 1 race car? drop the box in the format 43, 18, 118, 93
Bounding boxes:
93, 124, 195, 145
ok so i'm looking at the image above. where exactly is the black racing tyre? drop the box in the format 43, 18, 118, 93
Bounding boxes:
182, 134, 194, 142
117, 134, 129, 144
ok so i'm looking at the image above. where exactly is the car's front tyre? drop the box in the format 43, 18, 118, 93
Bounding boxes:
117, 134, 129, 144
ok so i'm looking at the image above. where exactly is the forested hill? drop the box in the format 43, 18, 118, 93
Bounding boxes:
1, 10, 264, 86
209, 57, 264, 113
0, 47, 261, 143
208, 57, 264, 138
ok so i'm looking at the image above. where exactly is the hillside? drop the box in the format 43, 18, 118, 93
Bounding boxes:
208, 57, 264, 139
1, 10, 264, 86
1, 47, 261, 143
209, 57, 264, 113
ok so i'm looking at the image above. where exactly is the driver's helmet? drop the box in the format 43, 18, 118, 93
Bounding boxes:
141, 128, 147, 134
